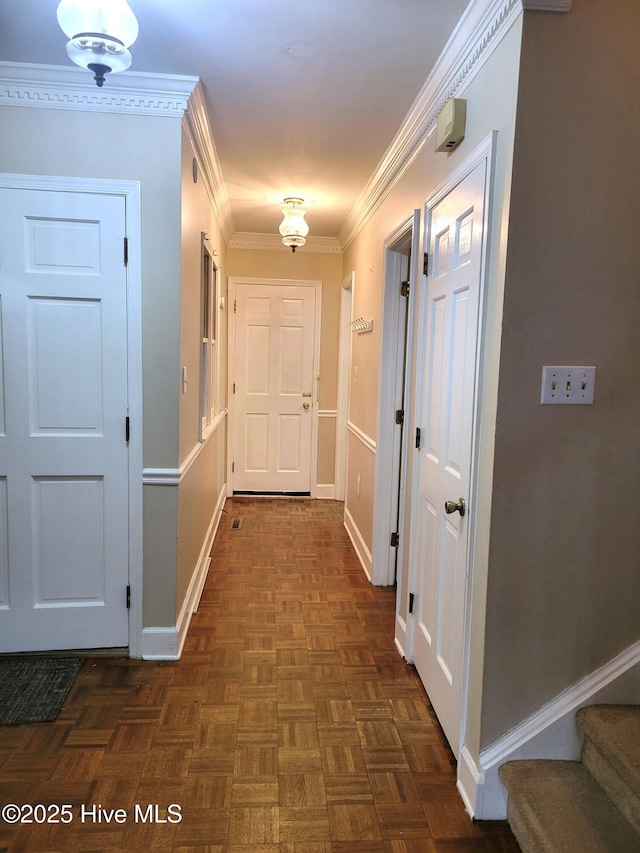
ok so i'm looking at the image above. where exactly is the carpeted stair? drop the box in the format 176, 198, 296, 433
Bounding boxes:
499, 704, 640, 852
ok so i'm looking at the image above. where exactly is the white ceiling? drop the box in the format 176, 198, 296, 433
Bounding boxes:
0, 0, 470, 240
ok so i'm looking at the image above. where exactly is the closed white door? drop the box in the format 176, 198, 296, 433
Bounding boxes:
412, 159, 487, 754
233, 281, 317, 493
0, 187, 130, 652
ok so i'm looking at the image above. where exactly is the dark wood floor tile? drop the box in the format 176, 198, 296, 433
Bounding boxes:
279, 772, 327, 806
328, 802, 383, 841
0, 498, 518, 852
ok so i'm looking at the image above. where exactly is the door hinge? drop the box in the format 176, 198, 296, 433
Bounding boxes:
390, 532, 399, 547
415, 426, 421, 449
231, 461, 235, 473
234, 298, 237, 313
126, 584, 131, 609
401, 279, 410, 298
125, 416, 130, 443
395, 409, 404, 426
409, 592, 415, 614
124, 237, 129, 266
233, 382, 236, 394
423, 253, 429, 276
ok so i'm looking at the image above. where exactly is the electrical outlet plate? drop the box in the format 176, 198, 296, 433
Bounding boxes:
541, 366, 596, 405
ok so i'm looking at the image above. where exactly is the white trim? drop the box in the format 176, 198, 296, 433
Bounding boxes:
373, 211, 420, 588
315, 484, 336, 500
394, 615, 409, 661
318, 410, 337, 419
141, 481, 227, 660
403, 132, 497, 759
227, 277, 322, 496
338, 0, 571, 249
335, 273, 355, 503
458, 638, 640, 819
0, 173, 144, 659
183, 83, 234, 245
0, 61, 197, 118
343, 506, 373, 582
347, 421, 376, 454
143, 468, 181, 487
228, 232, 342, 254
143, 413, 227, 486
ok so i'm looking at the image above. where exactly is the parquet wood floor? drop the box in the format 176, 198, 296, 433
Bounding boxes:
0, 498, 520, 852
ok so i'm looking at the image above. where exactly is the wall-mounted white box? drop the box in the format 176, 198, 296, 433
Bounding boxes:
541, 366, 596, 405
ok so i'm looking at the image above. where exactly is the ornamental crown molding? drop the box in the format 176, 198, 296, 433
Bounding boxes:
338, 0, 571, 249
228, 232, 342, 255
0, 61, 197, 117
184, 82, 235, 245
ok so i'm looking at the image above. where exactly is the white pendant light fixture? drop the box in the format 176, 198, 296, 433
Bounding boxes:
279, 197, 309, 252
56, 0, 139, 88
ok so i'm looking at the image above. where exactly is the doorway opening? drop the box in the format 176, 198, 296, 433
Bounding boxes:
371, 211, 421, 587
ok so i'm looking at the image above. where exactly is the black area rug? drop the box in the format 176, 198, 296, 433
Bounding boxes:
0, 657, 83, 725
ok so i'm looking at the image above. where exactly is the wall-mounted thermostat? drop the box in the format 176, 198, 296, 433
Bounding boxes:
435, 98, 467, 153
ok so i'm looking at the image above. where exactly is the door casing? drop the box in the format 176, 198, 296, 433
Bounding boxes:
400, 132, 497, 755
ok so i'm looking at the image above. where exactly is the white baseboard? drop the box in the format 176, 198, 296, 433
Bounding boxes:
395, 614, 409, 661
141, 482, 227, 660
315, 483, 336, 500
458, 639, 640, 819
343, 505, 373, 581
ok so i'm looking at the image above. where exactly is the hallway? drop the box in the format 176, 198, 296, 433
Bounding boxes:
0, 498, 519, 851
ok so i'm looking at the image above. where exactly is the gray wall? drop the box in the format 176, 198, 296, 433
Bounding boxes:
481, 0, 640, 746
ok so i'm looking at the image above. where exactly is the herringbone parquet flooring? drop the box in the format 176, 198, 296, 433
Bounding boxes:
0, 498, 520, 852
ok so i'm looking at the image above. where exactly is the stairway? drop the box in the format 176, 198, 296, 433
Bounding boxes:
499, 705, 640, 852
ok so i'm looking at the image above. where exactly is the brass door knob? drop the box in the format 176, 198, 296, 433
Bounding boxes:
444, 497, 465, 517
303, 402, 310, 409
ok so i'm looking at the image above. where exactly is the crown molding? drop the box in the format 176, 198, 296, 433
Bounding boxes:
0, 61, 197, 117
338, 0, 571, 249
184, 82, 235, 245
228, 232, 342, 255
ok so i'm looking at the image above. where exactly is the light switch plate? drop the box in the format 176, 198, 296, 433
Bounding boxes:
541, 366, 596, 405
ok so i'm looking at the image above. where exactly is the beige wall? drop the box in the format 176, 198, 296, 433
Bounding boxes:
176, 126, 228, 618
227, 247, 343, 486
480, 0, 640, 747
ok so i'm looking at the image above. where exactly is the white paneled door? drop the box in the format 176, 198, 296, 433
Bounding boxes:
412, 157, 487, 755
232, 281, 318, 493
0, 187, 129, 652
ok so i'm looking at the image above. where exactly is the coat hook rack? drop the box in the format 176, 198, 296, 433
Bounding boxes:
350, 317, 374, 334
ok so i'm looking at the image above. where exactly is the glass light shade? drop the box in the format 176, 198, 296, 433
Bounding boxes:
279, 199, 309, 251
57, 0, 139, 48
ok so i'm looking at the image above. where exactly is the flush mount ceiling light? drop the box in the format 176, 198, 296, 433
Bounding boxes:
279, 197, 309, 253
56, 0, 139, 88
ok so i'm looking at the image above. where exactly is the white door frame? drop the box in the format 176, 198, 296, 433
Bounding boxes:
0, 173, 143, 657
227, 276, 322, 496
371, 211, 421, 586
404, 132, 497, 748
334, 272, 354, 502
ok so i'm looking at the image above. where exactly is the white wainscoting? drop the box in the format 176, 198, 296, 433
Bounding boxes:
457, 639, 640, 819
343, 421, 376, 580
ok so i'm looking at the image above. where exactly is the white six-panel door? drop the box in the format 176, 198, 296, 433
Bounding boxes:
411, 158, 487, 755
0, 187, 130, 652
232, 281, 318, 493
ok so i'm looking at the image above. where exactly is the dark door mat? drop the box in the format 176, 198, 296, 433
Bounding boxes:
0, 657, 84, 725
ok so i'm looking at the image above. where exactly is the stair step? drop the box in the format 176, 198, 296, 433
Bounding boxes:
577, 704, 640, 833
499, 759, 639, 852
